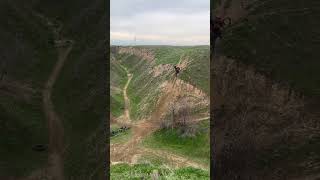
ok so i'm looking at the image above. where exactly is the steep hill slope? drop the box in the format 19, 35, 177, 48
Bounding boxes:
0, 0, 106, 179
110, 46, 210, 179
0, 1, 56, 177
212, 0, 320, 179
39, 0, 107, 179
115, 46, 210, 121
217, 0, 320, 97
110, 54, 128, 118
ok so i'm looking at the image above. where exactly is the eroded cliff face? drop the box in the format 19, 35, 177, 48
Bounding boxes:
113, 47, 209, 130
118, 47, 155, 61
212, 56, 320, 179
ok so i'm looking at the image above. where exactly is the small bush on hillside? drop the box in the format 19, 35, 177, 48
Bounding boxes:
161, 103, 201, 137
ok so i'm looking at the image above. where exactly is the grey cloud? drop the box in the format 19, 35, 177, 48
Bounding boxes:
111, 0, 209, 17
111, 0, 210, 45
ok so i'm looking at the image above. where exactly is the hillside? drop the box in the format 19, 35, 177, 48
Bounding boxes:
110, 54, 128, 118
0, 1, 55, 177
39, 0, 107, 179
212, 0, 320, 179
115, 46, 210, 120
216, 0, 320, 97
0, 0, 106, 179
110, 46, 210, 179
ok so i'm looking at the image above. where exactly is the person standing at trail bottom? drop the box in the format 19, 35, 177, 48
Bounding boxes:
174, 65, 180, 77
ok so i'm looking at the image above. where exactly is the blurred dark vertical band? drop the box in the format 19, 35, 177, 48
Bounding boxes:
106, 0, 111, 179
210, 0, 214, 180
104, 1, 110, 179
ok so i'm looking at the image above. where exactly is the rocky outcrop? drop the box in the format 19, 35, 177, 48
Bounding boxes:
212, 56, 320, 179
118, 47, 155, 61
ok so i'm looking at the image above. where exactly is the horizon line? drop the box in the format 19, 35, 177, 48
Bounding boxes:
110, 44, 210, 47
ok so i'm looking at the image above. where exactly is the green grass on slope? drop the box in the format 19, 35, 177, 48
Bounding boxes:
153, 46, 210, 94
119, 54, 164, 121
110, 56, 127, 88
111, 163, 209, 180
117, 54, 143, 120
139, 46, 210, 94
179, 46, 210, 94
154, 47, 186, 65
136, 154, 169, 166
110, 93, 125, 117
143, 120, 210, 166
110, 55, 128, 117
220, 0, 320, 97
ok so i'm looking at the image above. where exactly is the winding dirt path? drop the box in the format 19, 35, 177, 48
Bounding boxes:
42, 41, 73, 180
17, 12, 73, 180
122, 65, 133, 123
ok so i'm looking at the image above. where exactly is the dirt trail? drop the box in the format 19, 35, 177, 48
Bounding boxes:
122, 66, 133, 124
37, 13, 73, 179
17, 12, 73, 180
43, 43, 72, 180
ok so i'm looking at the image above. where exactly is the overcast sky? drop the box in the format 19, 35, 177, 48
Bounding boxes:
111, 0, 210, 46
